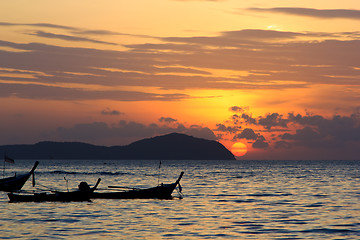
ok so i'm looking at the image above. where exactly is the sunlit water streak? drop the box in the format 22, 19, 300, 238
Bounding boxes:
0, 160, 359, 239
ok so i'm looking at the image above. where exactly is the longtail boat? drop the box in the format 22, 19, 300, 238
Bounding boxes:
91, 171, 184, 200
0, 161, 39, 192
8, 178, 101, 202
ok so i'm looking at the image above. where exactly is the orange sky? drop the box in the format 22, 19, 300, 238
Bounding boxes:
0, 0, 359, 160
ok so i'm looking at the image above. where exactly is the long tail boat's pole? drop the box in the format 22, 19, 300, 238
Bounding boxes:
2, 153, 5, 178
30, 161, 39, 187
175, 172, 184, 186
158, 160, 162, 185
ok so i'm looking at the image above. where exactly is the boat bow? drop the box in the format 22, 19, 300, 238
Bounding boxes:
0, 161, 39, 192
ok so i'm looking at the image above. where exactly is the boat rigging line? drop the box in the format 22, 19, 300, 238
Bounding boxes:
158, 160, 162, 186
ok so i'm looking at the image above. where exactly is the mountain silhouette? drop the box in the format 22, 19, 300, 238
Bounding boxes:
0, 133, 236, 160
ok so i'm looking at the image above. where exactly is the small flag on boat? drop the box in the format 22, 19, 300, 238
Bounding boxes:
4, 153, 15, 164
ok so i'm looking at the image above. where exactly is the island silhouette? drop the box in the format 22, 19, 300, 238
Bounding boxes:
0, 133, 236, 160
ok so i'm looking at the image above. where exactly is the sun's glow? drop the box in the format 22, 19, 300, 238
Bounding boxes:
231, 142, 248, 157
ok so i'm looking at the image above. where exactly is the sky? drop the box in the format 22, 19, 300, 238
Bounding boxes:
0, 0, 359, 160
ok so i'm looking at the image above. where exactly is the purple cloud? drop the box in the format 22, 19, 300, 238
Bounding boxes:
159, 117, 178, 123
252, 136, 269, 149
28, 31, 118, 45
214, 124, 241, 133
248, 7, 360, 20
258, 113, 289, 130
101, 109, 124, 115
52, 120, 217, 146
234, 128, 258, 140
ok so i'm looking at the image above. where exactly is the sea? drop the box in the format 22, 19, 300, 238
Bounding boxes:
0, 159, 359, 239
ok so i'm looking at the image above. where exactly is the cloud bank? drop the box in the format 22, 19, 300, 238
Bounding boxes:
1, 23, 360, 104
0, 22, 359, 159
215, 107, 360, 160
248, 7, 360, 20
52, 120, 217, 146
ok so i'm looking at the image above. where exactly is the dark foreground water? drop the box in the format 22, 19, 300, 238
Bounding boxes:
0, 160, 359, 239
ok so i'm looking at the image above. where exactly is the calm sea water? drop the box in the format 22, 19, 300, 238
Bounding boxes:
0, 160, 359, 239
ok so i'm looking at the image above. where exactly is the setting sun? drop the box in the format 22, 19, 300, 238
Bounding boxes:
231, 142, 248, 157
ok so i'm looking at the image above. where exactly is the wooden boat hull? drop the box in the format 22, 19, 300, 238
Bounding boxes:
92, 171, 184, 200
92, 183, 177, 199
0, 161, 39, 192
7, 171, 184, 202
8, 178, 101, 203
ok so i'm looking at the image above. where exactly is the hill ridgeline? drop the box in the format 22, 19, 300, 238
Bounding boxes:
0, 133, 236, 160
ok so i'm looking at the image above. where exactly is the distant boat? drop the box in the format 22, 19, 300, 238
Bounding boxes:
0, 161, 39, 192
8, 178, 101, 202
91, 171, 184, 200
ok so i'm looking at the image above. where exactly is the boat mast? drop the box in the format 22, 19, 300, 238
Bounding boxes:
3, 152, 15, 178
2, 153, 4, 178
3, 152, 7, 178
158, 160, 162, 185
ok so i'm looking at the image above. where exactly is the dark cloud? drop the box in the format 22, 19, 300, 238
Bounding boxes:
162, 29, 304, 46
128, 31, 360, 89
72, 30, 124, 36
252, 136, 269, 149
0, 82, 189, 101
222, 29, 302, 40
28, 31, 118, 45
234, 128, 258, 140
1, 27, 360, 96
53, 120, 216, 145
227, 110, 257, 126
230, 113, 257, 126
282, 126, 322, 142
0, 21, 155, 39
214, 124, 241, 133
230, 114, 241, 125
1, 40, 291, 91
72, 30, 155, 39
182, 125, 217, 141
248, 7, 360, 20
101, 108, 123, 115
124, 42, 204, 52
232, 127, 269, 149
159, 117, 178, 123
227, 112, 266, 126
258, 113, 289, 130
229, 106, 248, 113
153, 66, 210, 75
1, 24, 360, 109
241, 114, 257, 125
216, 109, 360, 159
281, 113, 360, 147
234, 111, 359, 159
0, 22, 77, 30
